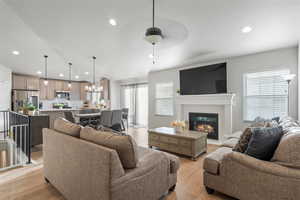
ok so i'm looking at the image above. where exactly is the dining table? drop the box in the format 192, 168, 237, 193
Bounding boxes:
75, 112, 101, 126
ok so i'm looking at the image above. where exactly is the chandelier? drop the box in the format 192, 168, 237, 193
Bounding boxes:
85, 56, 102, 93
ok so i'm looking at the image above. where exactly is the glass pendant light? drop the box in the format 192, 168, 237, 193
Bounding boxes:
92, 56, 96, 91
68, 62, 72, 88
43, 55, 49, 86
84, 56, 101, 92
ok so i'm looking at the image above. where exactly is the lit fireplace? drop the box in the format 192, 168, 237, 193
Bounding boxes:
189, 113, 218, 140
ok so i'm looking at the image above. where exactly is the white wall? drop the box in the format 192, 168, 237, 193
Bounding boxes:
110, 80, 121, 110
148, 47, 298, 132
0, 64, 12, 110
298, 42, 300, 118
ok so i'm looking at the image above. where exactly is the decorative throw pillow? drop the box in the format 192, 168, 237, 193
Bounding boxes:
271, 131, 300, 169
54, 117, 82, 137
265, 120, 279, 128
245, 127, 283, 161
272, 116, 280, 123
94, 125, 126, 135
80, 127, 139, 169
249, 121, 266, 128
232, 128, 253, 153
278, 117, 300, 133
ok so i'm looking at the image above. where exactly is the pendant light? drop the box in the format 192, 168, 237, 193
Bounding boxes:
43, 55, 49, 86
68, 62, 72, 88
145, 0, 162, 64
85, 56, 101, 92
92, 56, 96, 90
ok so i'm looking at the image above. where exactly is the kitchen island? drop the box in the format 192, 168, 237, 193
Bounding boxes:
39, 109, 81, 128
28, 114, 49, 146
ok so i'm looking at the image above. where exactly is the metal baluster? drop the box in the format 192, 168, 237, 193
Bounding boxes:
3, 111, 6, 139
27, 122, 31, 164
24, 125, 26, 165
21, 125, 24, 165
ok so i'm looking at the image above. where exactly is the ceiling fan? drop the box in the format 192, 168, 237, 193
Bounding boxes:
145, 0, 163, 64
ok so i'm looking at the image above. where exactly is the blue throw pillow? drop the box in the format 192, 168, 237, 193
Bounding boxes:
271, 116, 280, 123
245, 126, 283, 161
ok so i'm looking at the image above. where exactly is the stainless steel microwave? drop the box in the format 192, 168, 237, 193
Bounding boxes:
55, 91, 70, 100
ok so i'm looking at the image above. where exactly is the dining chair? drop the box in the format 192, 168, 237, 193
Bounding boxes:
64, 111, 76, 123
121, 108, 129, 130
100, 110, 113, 128
111, 110, 123, 131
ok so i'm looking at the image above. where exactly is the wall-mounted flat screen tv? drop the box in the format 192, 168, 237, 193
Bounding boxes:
179, 63, 227, 95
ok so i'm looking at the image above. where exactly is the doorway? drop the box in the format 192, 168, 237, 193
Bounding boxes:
121, 83, 148, 128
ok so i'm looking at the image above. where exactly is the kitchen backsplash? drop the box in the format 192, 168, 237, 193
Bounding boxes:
40, 99, 83, 110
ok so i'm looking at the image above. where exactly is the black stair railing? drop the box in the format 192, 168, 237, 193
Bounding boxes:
0, 110, 31, 170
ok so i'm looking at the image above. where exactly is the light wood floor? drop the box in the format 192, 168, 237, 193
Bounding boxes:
0, 128, 233, 200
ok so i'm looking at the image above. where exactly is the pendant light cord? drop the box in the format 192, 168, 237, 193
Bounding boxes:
92, 56, 96, 85
68, 63, 72, 83
44, 55, 48, 80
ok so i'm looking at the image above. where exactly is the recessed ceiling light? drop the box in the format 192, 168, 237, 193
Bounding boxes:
242, 26, 253, 33
149, 54, 154, 58
75, 75, 79, 79
12, 51, 20, 55
59, 73, 64, 77
37, 71, 42, 74
109, 18, 117, 26
84, 72, 89, 75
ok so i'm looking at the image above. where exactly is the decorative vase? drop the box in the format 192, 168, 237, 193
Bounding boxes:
23, 109, 29, 115
175, 126, 182, 133
28, 110, 35, 116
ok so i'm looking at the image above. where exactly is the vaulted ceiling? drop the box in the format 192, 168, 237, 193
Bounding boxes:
0, 0, 300, 81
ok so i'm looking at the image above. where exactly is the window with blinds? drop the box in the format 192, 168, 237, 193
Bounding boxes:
155, 82, 174, 116
243, 70, 289, 121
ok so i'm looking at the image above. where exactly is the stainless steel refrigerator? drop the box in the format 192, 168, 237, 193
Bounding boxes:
12, 90, 39, 112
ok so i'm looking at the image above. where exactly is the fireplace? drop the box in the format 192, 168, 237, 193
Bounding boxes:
189, 113, 218, 140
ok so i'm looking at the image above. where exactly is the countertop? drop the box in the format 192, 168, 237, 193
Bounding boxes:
39, 108, 82, 112
28, 113, 49, 117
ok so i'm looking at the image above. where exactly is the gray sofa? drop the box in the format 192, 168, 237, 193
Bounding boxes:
203, 125, 300, 200
43, 118, 179, 200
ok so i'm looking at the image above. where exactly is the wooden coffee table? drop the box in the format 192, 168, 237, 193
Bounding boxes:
148, 127, 207, 160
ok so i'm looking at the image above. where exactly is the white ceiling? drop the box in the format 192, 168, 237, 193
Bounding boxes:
0, 0, 300, 81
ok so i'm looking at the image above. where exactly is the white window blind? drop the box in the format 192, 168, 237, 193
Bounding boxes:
155, 82, 174, 116
243, 70, 289, 121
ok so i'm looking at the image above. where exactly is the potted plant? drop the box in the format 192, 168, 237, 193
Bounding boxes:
27, 104, 36, 115
21, 102, 36, 115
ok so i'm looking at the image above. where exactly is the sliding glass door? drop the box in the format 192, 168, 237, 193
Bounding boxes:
121, 83, 148, 127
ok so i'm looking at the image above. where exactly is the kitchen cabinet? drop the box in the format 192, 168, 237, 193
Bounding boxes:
39, 80, 47, 100
40, 79, 82, 100
47, 80, 56, 100
63, 81, 71, 91
55, 80, 71, 91
26, 77, 40, 90
40, 79, 55, 100
12, 74, 40, 90
80, 82, 90, 101
13, 75, 26, 90
71, 82, 80, 100
55, 81, 64, 91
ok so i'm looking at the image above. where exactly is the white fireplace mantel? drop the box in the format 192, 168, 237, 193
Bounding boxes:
175, 93, 236, 142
